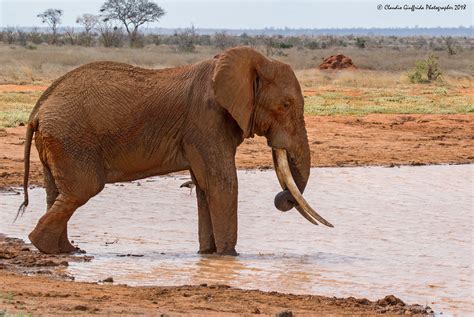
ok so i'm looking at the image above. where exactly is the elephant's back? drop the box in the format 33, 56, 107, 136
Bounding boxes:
33, 61, 192, 170
35, 62, 171, 135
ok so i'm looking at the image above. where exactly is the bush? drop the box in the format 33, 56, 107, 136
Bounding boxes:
213, 31, 235, 51
175, 25, 197, 53
275, 42, 293, 49
408, 54, 442, 83
305, 41, 319, 50
97, 21, 125, 47
355, 37, 366, 49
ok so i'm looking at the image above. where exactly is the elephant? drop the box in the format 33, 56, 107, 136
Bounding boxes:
17, 46, 332, 256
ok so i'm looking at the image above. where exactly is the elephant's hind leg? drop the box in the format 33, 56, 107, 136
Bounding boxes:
42, 165, 76, 253
29, 194, 81, 254
29, 138, 104, 254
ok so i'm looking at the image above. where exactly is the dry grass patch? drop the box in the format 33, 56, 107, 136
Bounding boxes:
0, 44, 472, 84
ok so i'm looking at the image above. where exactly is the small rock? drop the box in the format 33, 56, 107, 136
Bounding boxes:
406, 304, 429, 314
377, 295, 405, 307
74, 305, 88, 311
252, 307, 261, 314
357, 298, 371, 305
102, 277, 114, 283
276, 310, 293, 317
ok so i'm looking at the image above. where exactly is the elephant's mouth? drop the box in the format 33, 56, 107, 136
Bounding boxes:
272, 149, 333, 227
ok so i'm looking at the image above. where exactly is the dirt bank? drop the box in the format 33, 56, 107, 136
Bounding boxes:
0, 236, 432, 316
1, 114, 472, 189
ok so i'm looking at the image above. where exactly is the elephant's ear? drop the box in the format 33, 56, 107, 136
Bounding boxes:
212, 47, 268, 138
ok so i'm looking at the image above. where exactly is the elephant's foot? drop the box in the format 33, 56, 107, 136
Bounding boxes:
198, 238, 216, 255
216, 248, 238, 256
29, 228, 79, 254
58, 229, 78, 253
198, 247, 217, 255
28, 226, 61, 254
29, 220, 77, 254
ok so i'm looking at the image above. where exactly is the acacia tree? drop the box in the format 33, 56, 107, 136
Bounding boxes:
97, 20, 125, 47
37, 8, 63, 44
64, 27, 77, 45
76, 14, 99, 46
76, 14, 99, 34
443, 36, 457, 55
100, 0, 165, 47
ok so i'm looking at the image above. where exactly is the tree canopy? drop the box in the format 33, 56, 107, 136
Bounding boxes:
37, 8, 63, 43
100, 0, 165, 45
37, 8, 63, 33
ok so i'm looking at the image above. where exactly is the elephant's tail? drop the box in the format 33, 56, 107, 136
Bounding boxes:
15, 120, 36, 222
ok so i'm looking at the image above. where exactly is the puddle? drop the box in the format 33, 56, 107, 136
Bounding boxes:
1, 165, 472, 315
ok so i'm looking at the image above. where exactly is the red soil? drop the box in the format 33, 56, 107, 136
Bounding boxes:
319, 54, 357, 70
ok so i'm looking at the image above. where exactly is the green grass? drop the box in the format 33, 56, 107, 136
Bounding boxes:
0, 311, 33, 317
0, 91, 40, 127
0, 292, 15, 301
0, 292, 32, 317
304, 86, 474, 116
0, 72, 472, 128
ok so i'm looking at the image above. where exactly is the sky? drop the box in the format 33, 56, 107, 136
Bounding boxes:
0, 0, 472, 29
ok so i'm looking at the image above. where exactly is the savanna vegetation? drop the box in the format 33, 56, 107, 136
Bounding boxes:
0, 38, 472, 128
0, 0, 472, 128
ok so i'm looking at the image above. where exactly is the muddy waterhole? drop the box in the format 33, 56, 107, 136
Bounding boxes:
1, 165, 472, 315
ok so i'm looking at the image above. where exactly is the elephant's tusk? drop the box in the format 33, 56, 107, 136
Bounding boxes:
295, 205, 319, 225
274, 149, 334, 228
273, 149, 318, 223
272, 149, 287, 190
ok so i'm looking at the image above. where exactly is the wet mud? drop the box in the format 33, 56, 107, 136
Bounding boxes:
0, 237, 432, 316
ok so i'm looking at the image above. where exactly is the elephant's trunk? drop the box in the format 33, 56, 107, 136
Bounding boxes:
288, 132, 311, 193
271, 130, 333, 227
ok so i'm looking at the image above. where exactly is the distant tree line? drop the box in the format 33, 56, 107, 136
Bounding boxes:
1, 25, 470, 56
0, 0, 470, 55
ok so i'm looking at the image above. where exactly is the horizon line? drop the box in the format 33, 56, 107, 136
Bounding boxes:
1, 25, 472, 30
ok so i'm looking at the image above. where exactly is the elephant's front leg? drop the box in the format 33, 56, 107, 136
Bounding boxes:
206, 173, 238, 256
191, 172, 216, 254
186, 144, 239, 256
193, 168, 238, 255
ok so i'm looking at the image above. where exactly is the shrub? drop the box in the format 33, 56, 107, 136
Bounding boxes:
175, 25, 197, 53
408, 54, 442, 83
355, 37, 366, 49
97, 21, 125, 47
305, 41, 319, 50
213, 31, 235, 51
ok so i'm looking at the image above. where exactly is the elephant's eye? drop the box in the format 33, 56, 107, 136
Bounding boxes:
283, 101, 291, 109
